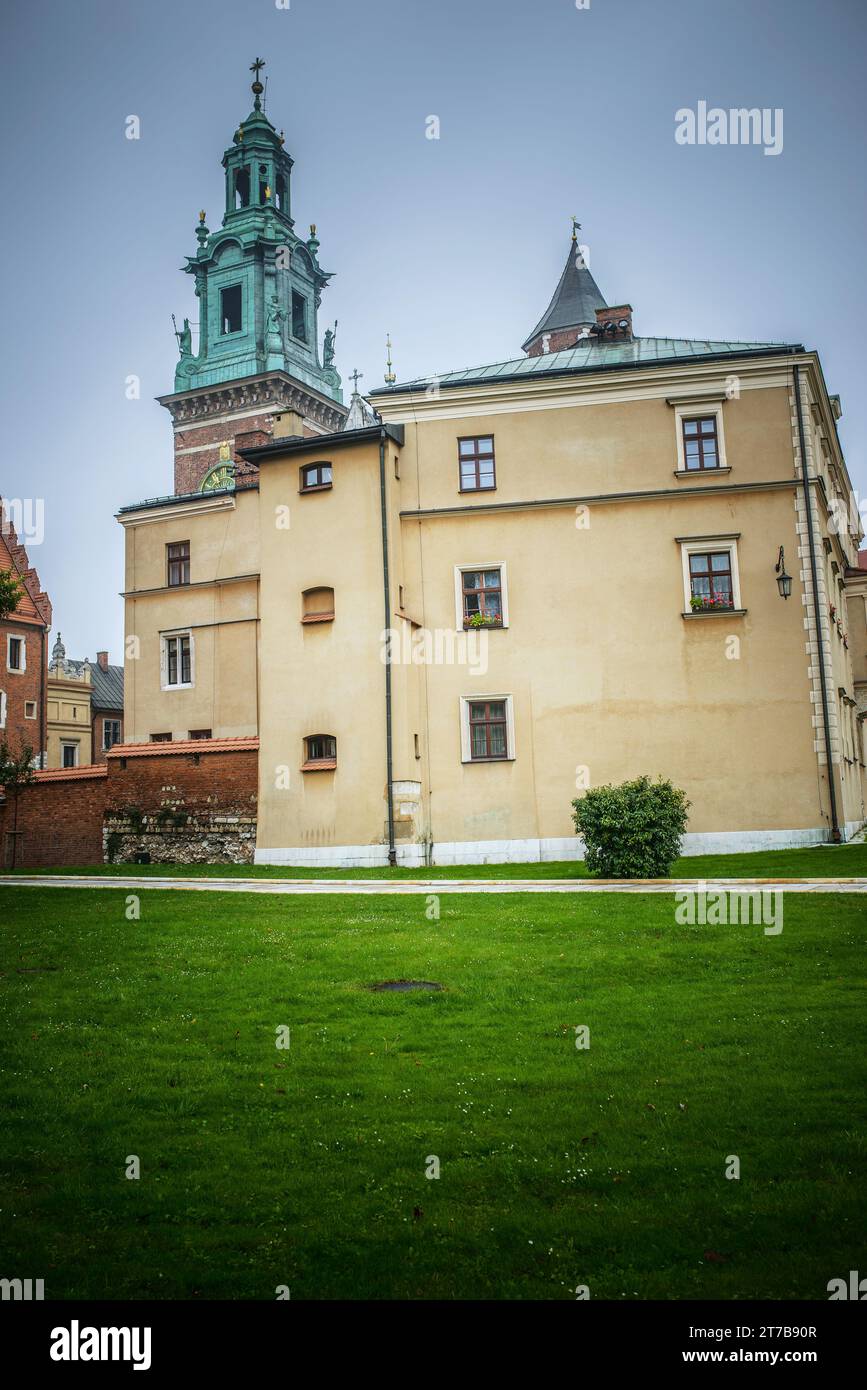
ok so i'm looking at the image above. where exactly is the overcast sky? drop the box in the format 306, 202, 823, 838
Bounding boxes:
4, 0, 866, 660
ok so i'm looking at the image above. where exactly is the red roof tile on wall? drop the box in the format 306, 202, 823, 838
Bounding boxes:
106, 736, 259, 759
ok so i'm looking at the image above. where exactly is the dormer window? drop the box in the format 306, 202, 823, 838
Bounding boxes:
300, 463, 332, 493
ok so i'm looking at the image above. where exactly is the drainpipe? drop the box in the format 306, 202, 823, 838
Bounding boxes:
379, 427, 397, 865
794, 363, 841, 842
40, 625, 47, 769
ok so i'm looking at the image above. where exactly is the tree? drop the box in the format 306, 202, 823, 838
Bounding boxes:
0, 739, 36, 870
0, 570, 22, 620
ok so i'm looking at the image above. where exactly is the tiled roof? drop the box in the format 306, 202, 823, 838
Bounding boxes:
0, 503, 52, 627
106, 736, 259, 759
373, 337, 802, 396
33, 765, 108, 783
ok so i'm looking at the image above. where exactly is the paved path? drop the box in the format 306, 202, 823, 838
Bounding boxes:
1, 875, 865, 895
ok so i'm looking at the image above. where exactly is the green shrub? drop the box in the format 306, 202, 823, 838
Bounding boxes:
572, 775, 690, 878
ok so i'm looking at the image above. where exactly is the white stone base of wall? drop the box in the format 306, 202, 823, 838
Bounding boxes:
254, 824, 858, 869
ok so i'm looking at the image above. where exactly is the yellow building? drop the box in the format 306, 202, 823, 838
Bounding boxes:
117, 80, 865, 866
46, 636, 92, 769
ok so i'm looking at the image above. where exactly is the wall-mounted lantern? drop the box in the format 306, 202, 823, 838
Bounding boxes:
775, 545, 792, 599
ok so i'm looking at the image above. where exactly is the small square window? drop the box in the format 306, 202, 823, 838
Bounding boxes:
24, 700, 37, 719
188, 728, 212, 741
300, 462, 333, 492
302, 734, 337, 769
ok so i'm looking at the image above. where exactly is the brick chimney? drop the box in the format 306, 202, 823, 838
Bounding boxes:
592, 304, 634, 341
97, 650, 109, 671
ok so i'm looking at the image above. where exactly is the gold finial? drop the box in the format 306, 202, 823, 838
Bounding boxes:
310, 223, 316, 235
571, 215, 582, 243
199, 209, 206, 224
237, 125, 244, 141
384, 334, 397, 385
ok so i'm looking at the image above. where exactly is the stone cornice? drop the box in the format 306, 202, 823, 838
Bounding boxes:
157, 372, 347, 434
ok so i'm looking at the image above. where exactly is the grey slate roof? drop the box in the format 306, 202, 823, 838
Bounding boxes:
372, 337, 801, 396
91, 663, 124, 712
522, 239, 608, 350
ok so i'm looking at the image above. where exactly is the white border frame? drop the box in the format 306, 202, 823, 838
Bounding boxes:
160, 630, 195, 691
459, 693, 516, 763
6, 632, 26, 673
673, 402, 728, 474
453, 562, 509, 631
679, 536, 742, 612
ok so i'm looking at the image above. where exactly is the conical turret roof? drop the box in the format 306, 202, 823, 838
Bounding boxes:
522, 234, 607, 352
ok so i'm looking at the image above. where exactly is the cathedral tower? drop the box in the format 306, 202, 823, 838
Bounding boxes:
158, 60, 347, 496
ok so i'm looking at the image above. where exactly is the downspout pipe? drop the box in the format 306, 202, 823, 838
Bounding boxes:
379, 427, 397, 865
794, 363, 841, 842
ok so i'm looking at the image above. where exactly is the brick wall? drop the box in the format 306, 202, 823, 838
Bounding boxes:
173, 415, 272, 496
0, 739, 258, 868
0, 766, 106, 868
0, 619, 47, 763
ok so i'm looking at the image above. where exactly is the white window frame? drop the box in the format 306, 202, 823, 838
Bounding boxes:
24, 700, 37, 720
453, 562, 509, 631
0, 689, 6, 729
673, 402, 728, 474
6, 633, 26, 673
60, 740, 79, 769
103, 717, 121, 750
160, 630, 195, 690
459, 693, 516, 763
679, 535, 742, 613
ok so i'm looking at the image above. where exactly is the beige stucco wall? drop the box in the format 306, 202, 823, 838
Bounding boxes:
119, 350, 864, 861
121, 490, 260, 743
46, 675, 93, 768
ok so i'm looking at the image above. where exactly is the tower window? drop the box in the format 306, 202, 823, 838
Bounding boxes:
291, 292, 307, 342
234, 167, 250, 208
220, 285, 242, 335
275, 175, 286, 211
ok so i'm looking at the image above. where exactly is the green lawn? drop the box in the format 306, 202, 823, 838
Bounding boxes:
5, 841, 867, 879
0, 885, 864, 1299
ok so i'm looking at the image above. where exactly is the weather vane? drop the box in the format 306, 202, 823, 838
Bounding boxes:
384, 335, 396, 385
571, 215, 582, 242
250, 57, 266, 108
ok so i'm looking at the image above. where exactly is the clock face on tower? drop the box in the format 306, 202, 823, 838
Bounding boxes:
200, 463, 235, 493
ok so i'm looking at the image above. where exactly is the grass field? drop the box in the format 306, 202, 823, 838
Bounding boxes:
1, 882, 864, 1300
5, 841, 867, 880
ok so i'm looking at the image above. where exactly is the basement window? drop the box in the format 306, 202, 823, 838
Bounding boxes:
220, 285, 242, 335
302, 734, 337, 770
188, 728, 212, 740
302, 587, 335, 624
291, 291, 307, 342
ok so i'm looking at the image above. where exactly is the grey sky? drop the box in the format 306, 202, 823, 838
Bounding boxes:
4, 0, 866, 660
